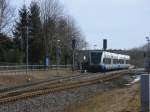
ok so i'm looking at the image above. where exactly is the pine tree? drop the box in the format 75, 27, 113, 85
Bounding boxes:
13, 5, 29, 63
0, 33, 14, 62
28, 2, 44, 64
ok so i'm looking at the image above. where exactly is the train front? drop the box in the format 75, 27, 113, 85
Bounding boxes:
88, 51, 103, 72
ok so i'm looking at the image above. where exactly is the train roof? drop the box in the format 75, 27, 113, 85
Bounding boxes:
103, 51, 130, 60
78, 50, 130, 60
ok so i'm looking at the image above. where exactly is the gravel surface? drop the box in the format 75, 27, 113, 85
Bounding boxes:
0, 73, 139, 112
68, 84, 140, 112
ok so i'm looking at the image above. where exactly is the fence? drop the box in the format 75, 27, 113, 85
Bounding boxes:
0, 65, 72, 74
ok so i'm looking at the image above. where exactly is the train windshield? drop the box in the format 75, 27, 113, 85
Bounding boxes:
91, 52, 102, 64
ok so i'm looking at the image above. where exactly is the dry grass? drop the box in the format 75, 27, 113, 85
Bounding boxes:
0, 69, 78, 86
0, 75, 35, 86
69, 84, 140, 112
30, 69, 78, 80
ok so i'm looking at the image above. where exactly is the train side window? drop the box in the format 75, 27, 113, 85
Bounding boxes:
103, 58, 106, 64
107, 58, 111, 64
118, 60, 120, 64
108, 58, 111, 64
123, 60, 125, 64
117, 59, 119, 64
113, 59, 115, 64
120, 60, 122, 64
119, 59, 124, 64
103, 59, 105, 63
103, 58, 111, 64
121, 60, 123, 64
113, 59, 118, 64
126, 60, 129, 64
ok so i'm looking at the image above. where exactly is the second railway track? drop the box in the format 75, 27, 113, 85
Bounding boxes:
0, 70, 131, 104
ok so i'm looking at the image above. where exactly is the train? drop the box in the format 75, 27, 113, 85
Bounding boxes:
77, 50, 130, 72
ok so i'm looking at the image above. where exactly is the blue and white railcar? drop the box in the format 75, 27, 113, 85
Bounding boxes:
88, 51, 130, 72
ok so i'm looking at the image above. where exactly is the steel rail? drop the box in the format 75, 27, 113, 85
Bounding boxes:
0, 73, 89, 93
0, 70, 127, 104
0, 70, 126, 94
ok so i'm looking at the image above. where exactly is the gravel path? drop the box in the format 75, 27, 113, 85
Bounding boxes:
68, 83, 140, 112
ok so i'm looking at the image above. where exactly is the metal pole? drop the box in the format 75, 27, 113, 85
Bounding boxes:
56, 40, 60, 70
146, 37, 150, 51
26, 26, 28, 75
57, 42, 58, 70
146, 37, 150, 74
148, 39, 150, 75
73, 49, 75, 71
72, 39, 76, 71
148, 40, 150, 51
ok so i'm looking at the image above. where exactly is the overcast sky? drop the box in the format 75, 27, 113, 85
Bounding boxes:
12, 0, 150, 49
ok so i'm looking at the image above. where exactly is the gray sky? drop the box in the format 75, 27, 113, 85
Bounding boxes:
12, 0, 150, 49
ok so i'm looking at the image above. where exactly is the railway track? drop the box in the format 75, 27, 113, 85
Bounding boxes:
0, 70, 130, 104
0, 73, 92, 99
0, 73, 85, 93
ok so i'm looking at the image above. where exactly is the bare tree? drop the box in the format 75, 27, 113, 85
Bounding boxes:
39, 0, 87, 64
40, 0, 63, 59
65, 16, 88, 50
40, 0, 63, 22
0, 0, 15, 32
